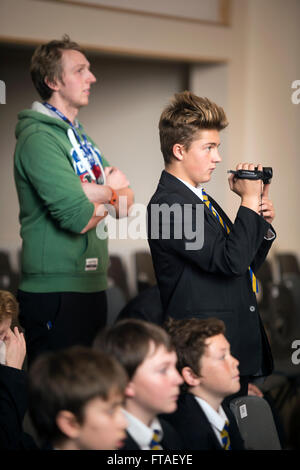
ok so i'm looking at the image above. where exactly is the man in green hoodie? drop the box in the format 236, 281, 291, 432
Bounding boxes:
14, 35, 134, 366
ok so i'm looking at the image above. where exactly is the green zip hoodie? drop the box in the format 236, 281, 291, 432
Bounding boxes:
14, 108, 109, 293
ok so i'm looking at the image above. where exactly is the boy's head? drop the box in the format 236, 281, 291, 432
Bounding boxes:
97, 319, 183, 424
0, 290, 18, 341
159, 91, 228, 185
28, 346, 128, 450
165, 317, 240, 408
30, 34, 84, 100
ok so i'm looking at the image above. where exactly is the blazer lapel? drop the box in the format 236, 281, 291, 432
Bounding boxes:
158, 171, 228, 235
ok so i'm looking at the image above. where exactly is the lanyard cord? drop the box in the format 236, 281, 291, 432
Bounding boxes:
43, 102, 104, 180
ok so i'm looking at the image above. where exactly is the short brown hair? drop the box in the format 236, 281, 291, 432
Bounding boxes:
96, 319, 174, 380
165, 317, 225, 389
28, 346, 128, 445
30, 34, 83, 100
0, 290, 19, 324
159, 91, 228, 165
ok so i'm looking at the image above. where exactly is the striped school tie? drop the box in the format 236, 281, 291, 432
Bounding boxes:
149, 429, 163, 450
202, 189, 258, 293
220, 420, 232, 450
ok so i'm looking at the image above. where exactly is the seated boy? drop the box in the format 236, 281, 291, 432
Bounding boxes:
96, 318, 183, 450
0, 290, 36, 449
163, 317, 245, 450
28, 346, 128, 450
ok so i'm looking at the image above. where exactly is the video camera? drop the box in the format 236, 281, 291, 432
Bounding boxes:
228, 167, 273, 184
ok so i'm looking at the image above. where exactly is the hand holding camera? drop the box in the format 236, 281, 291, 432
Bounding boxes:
228, 163, 275, 223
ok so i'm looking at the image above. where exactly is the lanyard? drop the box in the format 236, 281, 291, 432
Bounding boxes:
43, 102, 104, 181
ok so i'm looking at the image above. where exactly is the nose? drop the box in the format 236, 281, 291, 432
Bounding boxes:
213, 147, 222, 163
88, 70, 97, 84
231, 354, 239, 370
117, 408, 128, 430
173, 368, 184, 385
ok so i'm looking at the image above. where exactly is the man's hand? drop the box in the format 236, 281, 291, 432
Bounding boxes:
228, 163, 263, 213
4, 327, 26, 370
248, 383, 263, 397
104, 167, 130, 190
259, 183, 275, 224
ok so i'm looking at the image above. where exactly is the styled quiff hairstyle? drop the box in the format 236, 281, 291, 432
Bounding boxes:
0, 290, 19, 324
96, 318, 174, 380
165, 317, 225, 391
28, 346, 128, 445
30, 34, 83, 100
159, 91, 228, 165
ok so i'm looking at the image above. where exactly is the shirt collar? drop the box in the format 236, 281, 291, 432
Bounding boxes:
176, 176, 204, 201
122, 409, 163, 450
193, 396, 228, 432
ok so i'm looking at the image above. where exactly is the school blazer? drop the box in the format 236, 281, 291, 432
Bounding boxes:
162, 392, 245, 451
147, 170, 275, 377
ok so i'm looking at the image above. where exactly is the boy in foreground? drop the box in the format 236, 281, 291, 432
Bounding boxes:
96, 318, 183, 450
28, 346, 128, 450
163, 317, 245, 450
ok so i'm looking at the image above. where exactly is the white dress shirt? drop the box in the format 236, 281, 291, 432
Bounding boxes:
122, 409, 163, 450
194, 396, 229, 447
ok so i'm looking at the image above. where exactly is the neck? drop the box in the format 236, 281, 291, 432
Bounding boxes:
47, 96, 78, 124
125, 399, 155, 428
165, 165, 198, 188
53, 439, 78, 451
189, 387, 222, 413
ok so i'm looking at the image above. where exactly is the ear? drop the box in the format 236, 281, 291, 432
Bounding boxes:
44, 76, 60, 93
124, 380, 136, 398
56, 410, 80, 439
181, 366, 201, 387
172, 143, 184, 162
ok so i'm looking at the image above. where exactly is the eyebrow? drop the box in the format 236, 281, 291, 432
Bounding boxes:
72, 62, 90, 70
203, 142, 221, 146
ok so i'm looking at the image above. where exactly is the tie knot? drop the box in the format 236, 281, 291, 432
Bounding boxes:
220, 420, 231, 450
201, 189, 209, 201
150, 429, 162, 450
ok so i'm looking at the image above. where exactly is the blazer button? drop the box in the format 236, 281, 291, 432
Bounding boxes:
249, 306, 256, 312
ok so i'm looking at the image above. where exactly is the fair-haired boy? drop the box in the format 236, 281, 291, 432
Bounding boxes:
163, 317, 245, 450
28, 346, 128, 450
96, 318, 183, 450
147, 91, 276, 395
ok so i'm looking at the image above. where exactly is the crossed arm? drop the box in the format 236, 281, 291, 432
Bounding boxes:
80, 166, 134, 233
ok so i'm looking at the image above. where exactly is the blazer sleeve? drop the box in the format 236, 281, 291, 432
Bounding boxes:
148, 190, 271, 278
0, 365, 37, 449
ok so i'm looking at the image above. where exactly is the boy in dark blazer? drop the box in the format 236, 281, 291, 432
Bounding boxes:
28, 347, 128, 450
147, 91, 276, 394
162, 317, 245, 450
96, 319, 183, 450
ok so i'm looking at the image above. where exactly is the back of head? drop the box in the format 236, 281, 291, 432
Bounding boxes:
0, 290, 18, 325
30, 34, 83, 100
96, 318, 173, 380
159, 91, 228, 165
28, 346, 127, 445
165, 316, 225, 390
